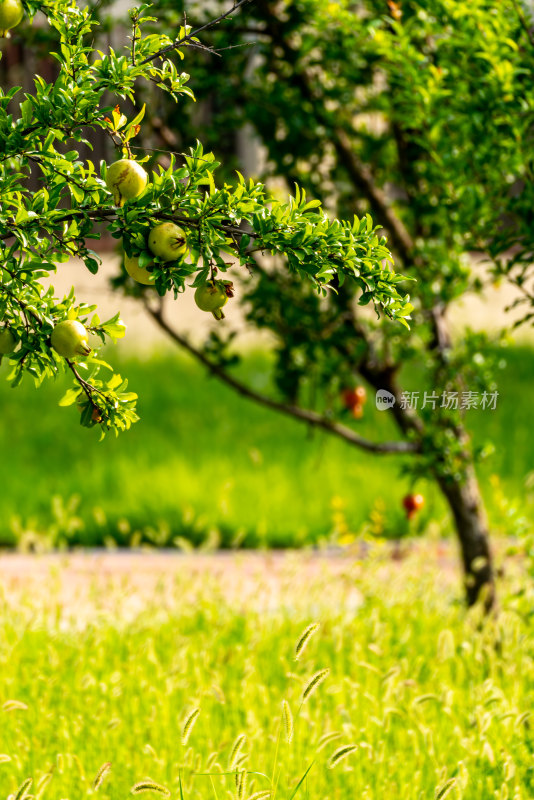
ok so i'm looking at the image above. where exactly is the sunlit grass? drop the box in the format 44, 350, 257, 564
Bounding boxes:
0, 546, 532, 798
0, 346, 532, 547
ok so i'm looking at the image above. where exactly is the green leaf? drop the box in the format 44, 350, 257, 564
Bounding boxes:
59, 387, 82, 407
288, 762, 314, 800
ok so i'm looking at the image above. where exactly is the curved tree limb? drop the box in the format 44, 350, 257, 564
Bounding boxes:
144, 300, 419, 456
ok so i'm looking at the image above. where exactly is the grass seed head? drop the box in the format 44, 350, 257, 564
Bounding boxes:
93, 762, 112, 790
181, 707, 201, 745
228, 734, 247, 770
282, 700, 294, 743
328, 744, 358, 769
131, 781, 171, 796
302, 668, 330, 703
295, 623, 320, 661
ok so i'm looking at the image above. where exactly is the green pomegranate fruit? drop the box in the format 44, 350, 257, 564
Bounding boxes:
124, 253, 154, 286
194, 281, 229, 321
105, 159, 148, 206
0, 327, 16, 354
0, 0, 24, 37
51, 320, 91, 358
148, 222, 188, 262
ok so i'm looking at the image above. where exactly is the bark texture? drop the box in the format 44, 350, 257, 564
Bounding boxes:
437, 466, 496, 610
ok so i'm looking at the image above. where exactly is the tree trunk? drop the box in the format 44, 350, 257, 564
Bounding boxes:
437, 465, 496, 611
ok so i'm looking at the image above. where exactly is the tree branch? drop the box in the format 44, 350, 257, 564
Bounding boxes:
511, 0, 534, 48
0, 207, 249, 243
144, 301, 419, 455
141, 0, 255, 65
65, 359, 102, 409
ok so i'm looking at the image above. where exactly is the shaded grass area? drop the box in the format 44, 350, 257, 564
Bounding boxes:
0, 345, 532, 547
1, 549, 533, 798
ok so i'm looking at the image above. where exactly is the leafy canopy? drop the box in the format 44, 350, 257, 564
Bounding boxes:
0, 0, 410, 437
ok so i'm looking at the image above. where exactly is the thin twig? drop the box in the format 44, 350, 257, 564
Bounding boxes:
65, 359, 101, 408
511, 0, 534, 47
140, 0, 255, 65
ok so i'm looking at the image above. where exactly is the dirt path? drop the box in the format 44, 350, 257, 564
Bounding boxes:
0, 545, 463, 626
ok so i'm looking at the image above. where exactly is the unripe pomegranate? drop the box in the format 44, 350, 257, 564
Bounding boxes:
0, 327, 17, 354
0, 0, 24, 37
148, 222, 188, 262
51, 320, 91, 358
124, 253, 154, 285
194, 281, 228, 320
106, 159, 148, 206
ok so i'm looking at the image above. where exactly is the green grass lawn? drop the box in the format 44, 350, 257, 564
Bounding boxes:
1, 549, 533, 799
0, 345, 532, 548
